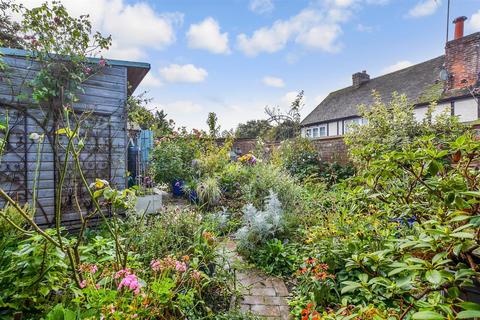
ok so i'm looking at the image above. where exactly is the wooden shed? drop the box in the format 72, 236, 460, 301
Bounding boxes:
0, 48, 150, 228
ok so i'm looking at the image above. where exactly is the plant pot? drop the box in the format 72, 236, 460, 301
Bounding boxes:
172, 179, 185, 197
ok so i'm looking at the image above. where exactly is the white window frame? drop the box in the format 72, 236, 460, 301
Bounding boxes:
306, 128, 312, 138
318, 125, 327, 137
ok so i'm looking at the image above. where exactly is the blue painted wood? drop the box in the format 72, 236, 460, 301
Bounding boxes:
0, 54, 131, 228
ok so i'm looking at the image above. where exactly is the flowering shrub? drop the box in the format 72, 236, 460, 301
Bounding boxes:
238, 153, 257, 165
288, 132, 480, 319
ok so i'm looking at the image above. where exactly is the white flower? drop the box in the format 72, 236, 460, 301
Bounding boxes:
29, 132, 41, 141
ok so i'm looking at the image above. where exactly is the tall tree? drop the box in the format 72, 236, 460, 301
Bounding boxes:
235, 119, 272, 139
206, 112, 220, 138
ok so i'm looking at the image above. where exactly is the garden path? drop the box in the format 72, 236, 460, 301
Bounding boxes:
222, 239, 291, 320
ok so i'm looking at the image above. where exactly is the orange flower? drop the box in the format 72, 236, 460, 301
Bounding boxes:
182, 255, 190, 262
299, 267, 308, 274
305, 257, 317, 265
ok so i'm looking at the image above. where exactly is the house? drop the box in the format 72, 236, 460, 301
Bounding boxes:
0, 48, 150, 228
301, 16, 480, 139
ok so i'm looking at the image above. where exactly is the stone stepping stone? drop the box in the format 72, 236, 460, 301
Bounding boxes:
219, 239, 291, 320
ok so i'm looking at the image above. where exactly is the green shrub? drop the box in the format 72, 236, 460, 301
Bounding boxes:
273, 137, 322, 180
151, 134, 203, 186
0, 230, 70, 315
251, 239, 298, 276
135, 207, 203, 262
291, 132, 480, 319
345, 91, 466, 166
241, 163, 303, 213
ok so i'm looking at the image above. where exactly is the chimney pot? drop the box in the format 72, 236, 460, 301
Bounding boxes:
453, 16, 467, 40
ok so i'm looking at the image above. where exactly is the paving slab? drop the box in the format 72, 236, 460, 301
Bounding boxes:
221, 239, 291, 320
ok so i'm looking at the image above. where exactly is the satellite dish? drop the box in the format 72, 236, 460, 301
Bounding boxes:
439, 68, 449, 81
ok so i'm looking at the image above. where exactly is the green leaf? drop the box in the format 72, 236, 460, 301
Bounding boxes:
457, 310, 480, 319
412, 311, 445, 320
451, 232, 474, 239
389, 267, 407, 276
432, 252, 448, 265
459, 302, 480, 311
341, 282, 362, 294
425, 270, 442, 285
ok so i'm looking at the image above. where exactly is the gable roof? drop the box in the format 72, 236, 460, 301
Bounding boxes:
0, 47, 150, 95
301, 55, 447, 126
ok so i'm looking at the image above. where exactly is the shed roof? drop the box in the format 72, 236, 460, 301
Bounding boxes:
0, 47, 150, 95
301, 55, 448, 126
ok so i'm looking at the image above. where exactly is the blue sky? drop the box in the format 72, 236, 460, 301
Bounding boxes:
21, 0, 480, 130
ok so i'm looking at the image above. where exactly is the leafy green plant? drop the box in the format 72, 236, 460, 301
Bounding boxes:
273, 137, 322, 180
196, 176, 222, 208
252, 239, 298, 276
151, 133, 203, 186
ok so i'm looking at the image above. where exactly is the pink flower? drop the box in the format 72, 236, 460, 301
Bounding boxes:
80, 280, 87, 288
118, 273, 142, 295
115, 268, 131, 279
99, 58, 106, 67
132, 314, 138, 318
109, 305, 115, 314
150, 259, 161, 272
90, 265, 98, 274
191, 270, 201, 281
175, 261, 187, 273
96, 284, 101, 289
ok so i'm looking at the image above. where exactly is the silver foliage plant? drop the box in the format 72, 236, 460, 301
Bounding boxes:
236, 190, 284, 254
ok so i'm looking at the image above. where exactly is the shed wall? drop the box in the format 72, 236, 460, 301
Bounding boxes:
0, 55, 128, 228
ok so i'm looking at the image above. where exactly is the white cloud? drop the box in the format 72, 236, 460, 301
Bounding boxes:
407, 0, 441, 18
381, 60, 414, 74
160, 100, 203, 114
140, 73, 163, 88
295, 24, 342, 52
237, 8, 344, 56
249, 0, 275, 14
159, 64, 208, 83
16, 0, 183, 60
469, 10, 480, 31
262, 76, 285, 88
186, 17, 230, 54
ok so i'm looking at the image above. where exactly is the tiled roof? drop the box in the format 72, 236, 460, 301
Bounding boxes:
301, 55, 447, 126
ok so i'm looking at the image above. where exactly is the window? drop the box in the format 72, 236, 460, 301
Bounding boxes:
306, 129, 311, 137
312, 127, 319, 138
318, 125, 327, 137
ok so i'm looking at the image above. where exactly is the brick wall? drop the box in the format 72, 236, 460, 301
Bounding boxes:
310, 136, 349, 164
219, 136, 350, 164
445, 32, 480, 90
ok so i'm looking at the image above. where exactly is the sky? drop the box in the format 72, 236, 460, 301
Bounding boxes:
16, 0, 480, 131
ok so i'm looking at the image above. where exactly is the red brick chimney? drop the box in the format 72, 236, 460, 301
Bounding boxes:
445, 17, 480, 91
453, 16, 467, 40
